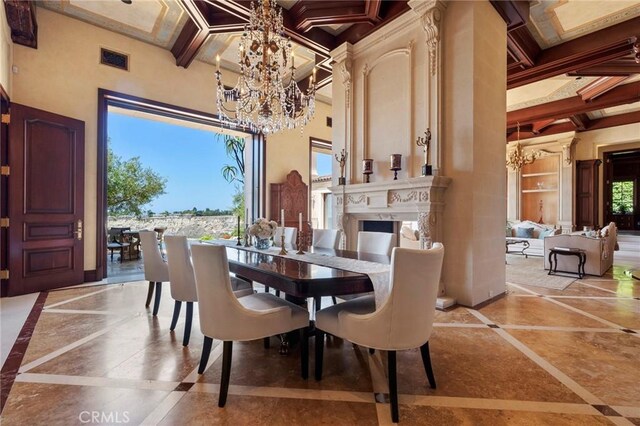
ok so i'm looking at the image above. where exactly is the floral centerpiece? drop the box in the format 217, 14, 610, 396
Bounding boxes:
248, 218, 278, 249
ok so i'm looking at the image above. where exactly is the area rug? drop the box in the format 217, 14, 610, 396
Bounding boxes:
506, 255, 576, 290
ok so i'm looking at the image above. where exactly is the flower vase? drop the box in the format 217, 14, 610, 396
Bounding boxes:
255, 237, 271, 250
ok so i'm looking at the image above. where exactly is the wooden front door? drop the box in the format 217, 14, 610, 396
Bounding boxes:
6, 104, 85, 296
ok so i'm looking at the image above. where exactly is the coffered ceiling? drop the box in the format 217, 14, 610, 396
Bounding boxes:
504, 0, 640, 141
5, 1, 639, 137
38, 0, 188, 49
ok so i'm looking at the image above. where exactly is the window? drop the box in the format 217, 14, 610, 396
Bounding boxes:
612, 180, 634, 214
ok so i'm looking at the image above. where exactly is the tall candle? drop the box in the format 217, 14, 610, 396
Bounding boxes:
245, 208, 248, 227
298, 212, 302, 232
281, 209, 285, 227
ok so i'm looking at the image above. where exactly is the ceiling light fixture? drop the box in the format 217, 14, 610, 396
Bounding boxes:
215, 0, 316, 134
506, 122, 539, 171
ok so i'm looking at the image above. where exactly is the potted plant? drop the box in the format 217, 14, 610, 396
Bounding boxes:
248, 218, 278, 249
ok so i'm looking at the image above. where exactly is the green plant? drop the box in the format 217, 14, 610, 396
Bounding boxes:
107, 146, 167, 216
220, 135, 245, 185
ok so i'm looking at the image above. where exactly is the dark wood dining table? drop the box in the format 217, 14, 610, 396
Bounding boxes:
220, 245, 391, 305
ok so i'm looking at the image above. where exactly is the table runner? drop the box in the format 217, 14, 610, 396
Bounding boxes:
209, 240, 391, 307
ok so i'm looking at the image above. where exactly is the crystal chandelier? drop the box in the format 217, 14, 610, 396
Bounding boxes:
506, 122, 539, 171
215, 0, 316, 134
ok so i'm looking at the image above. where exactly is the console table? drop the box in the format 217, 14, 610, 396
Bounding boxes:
548, 247, 586, 279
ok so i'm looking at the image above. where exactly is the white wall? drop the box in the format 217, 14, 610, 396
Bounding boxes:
0, 3, 12, 96
441, 1, 507, 307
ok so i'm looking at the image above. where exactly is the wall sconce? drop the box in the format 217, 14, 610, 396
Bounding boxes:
363, 159, 373, 183
390, 154, 402, 180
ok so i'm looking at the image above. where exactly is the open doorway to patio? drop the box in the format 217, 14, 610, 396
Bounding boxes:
97, 90, 265, 283
309, 138, 333, 230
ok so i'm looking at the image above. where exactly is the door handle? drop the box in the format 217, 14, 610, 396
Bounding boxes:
74, 219, 83, 241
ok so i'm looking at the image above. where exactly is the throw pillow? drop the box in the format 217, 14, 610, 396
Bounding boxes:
538, 229, 554, 239
515, 227, 534, 238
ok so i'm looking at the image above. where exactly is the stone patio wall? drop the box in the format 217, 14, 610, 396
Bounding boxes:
107, 215, 238, 239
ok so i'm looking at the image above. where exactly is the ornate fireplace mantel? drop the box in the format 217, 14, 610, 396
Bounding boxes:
330, 175, 450, 244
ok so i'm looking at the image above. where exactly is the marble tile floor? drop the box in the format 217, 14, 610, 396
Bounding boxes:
0, 265, 638, 425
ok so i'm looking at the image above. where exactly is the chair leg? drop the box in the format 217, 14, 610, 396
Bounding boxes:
369, 348, 375, 355
145, 281, 155, 308
420, 341, 437, 389
388, 350, 399, 423
152, 282, 162, 316
300, 327, 309, 380
263, 337, 270, 349
331, 296, 337, 305
315, 329, 324, 381
170, 301, 182, 331
198, 336, 213, 374
314, 296, 322, 312
264, 286, 270, 293
275, 290, 280, 297
218, 341, 233, 407
183, 302, 193, 346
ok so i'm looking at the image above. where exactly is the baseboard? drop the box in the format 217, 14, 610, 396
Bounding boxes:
83, 270, 99, 283
470, 291, 506, 309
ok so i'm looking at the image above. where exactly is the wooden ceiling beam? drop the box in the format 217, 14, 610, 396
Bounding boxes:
507, 111, 640, 142
490, 0, 530, 32
576, 76, 628, 102
336, 0, 410, 46
507, 26, 540, 69
507, 17, 640, 89
531, 119, 556, 134
507, 122, 576, 142
568, 114, 591, 131
3, 0, 37, 48
507, 81, 640, 127
568, 57, 640, 77
586, 111, 640, 131
290, 1, 381, 33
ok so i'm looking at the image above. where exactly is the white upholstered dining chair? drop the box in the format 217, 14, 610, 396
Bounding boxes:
165, 236, 253, 346
357, 231, 395, 256
312, 229, 341, 250
191, 244, 310, 407
139, 230, 169, 316
315, 244, 444, 423
164, 235, 198, 346
273, 226, 298, 250
333, 231, 396, 304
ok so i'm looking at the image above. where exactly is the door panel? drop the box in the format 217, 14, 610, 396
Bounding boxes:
7, 104, 84, 296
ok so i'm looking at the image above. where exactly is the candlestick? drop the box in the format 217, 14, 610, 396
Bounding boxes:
236, 215, 241, 246
278, 233, 288, 255
390, 154, 402, 180
296, 230, 305, 255
363, 158, 373, 183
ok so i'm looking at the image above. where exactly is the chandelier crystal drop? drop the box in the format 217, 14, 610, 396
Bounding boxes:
215, 0, 316, 134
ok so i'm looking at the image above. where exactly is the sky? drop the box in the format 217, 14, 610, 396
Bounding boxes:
316, 152, 332, 176
108, 111, 238, 213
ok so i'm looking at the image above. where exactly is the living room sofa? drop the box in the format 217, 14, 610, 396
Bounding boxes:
543, 222, 618, 276
507, 220, 561, 257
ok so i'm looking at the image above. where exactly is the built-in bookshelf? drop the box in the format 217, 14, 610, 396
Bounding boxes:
520, 156, 559, 224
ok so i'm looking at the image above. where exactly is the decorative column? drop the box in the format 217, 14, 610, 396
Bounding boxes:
332, 43, 354, 249
559, 135, 578, 233
409, 0, 447, 176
